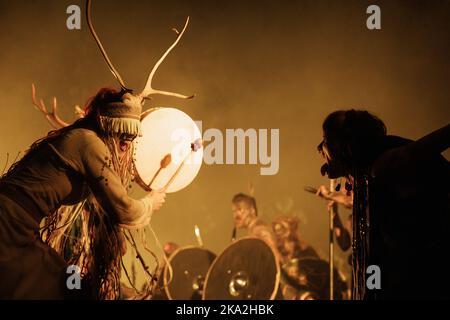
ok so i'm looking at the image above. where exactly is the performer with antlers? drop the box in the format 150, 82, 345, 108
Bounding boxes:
0, 0, 193, 299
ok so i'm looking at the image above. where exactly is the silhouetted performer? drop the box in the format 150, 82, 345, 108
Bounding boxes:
318, 110, 449, 299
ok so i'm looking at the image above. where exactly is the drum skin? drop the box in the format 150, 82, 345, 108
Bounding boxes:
163, 246, 216, 300
135, 108, 203, 193
203, 237, 280, 300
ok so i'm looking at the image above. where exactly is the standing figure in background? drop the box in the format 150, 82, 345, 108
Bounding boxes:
271, 215, 348, 300
231, 193, 281, 262
272, 216, 319, 264
272, 216, 321, 300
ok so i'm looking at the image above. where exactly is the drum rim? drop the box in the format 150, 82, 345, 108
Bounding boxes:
202, 236, 281, 300
134, 107, 201, 192
163, 245, 216, 300
134, 107, 161, 191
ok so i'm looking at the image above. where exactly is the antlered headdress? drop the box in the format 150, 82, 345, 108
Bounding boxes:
85, 0, 194, 137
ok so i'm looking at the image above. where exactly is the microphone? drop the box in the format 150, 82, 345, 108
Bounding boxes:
304, 185, 334, 202
304, 186, 318, 194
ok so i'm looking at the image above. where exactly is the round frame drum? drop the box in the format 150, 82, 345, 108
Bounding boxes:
135, 108, 203, 193
203, 237, 280, 300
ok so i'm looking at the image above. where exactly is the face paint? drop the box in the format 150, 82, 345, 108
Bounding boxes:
232, 201, 256, 229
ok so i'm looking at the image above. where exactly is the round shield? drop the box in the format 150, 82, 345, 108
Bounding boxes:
135, 108, 203, 193
203, 237, 280, 300
281, 258, 348, 300
163, 246, 216, 300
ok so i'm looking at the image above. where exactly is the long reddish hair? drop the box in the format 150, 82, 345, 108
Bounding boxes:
13, 87, 133, 299
3, 87, 122, 178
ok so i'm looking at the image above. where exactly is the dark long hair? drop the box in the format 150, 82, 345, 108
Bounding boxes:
322, 109, 387, 176
322, 110, 386, 300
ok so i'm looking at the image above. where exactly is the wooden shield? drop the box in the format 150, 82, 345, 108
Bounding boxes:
203, 237, 280, 300
163, 246, 216, 300
281, 258, 348, 300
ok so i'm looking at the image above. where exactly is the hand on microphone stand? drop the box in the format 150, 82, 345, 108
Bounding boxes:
304, 185, 353, 252
315, 185, 353, 210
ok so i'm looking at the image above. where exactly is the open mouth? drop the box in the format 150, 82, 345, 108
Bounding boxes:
119, 141, 130, 152
320, 162, 329, 176
318, 143, 331, 176
321, 158, 345, 179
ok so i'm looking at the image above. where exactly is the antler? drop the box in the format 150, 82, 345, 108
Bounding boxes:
139, 17, 194, 100
75, 105, 86, 118
31, 83, 69, 129
86, 0, 128, 91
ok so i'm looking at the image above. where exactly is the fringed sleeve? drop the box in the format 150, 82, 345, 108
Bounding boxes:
60, 129, 153, 229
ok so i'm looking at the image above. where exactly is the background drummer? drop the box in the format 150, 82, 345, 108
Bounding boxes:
231, 193, 282, 262
272, 216, 319, 264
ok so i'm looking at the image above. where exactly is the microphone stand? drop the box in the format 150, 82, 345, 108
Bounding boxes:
303, 183, 338, 299
329, 179, 337, 300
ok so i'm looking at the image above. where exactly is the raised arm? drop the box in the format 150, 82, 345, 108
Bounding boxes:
409, 123, 450, 156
